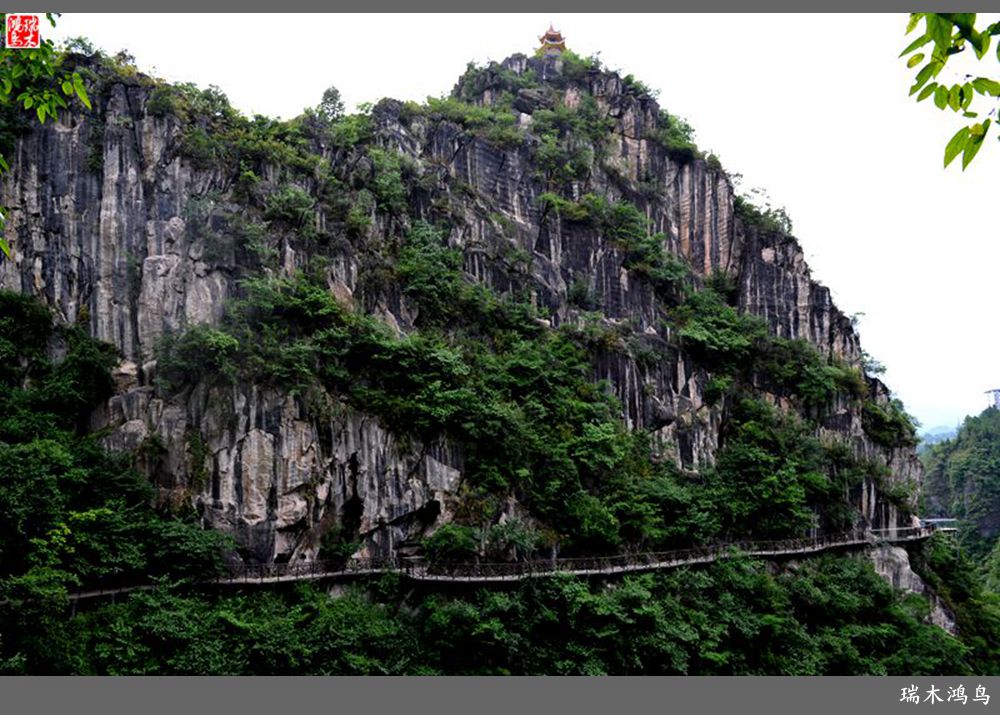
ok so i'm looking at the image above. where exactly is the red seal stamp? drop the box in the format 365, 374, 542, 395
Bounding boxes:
5, 14, 41, 49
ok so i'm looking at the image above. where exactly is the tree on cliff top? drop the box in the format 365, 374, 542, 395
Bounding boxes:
317, 85, 344, 123
0, 12, 92, 258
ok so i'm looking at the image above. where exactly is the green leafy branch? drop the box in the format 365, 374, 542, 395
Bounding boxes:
901, 13, 1000, 169
0, 13, 92, 258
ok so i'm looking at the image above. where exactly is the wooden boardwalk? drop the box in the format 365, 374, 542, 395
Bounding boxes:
63, 526, 936, 602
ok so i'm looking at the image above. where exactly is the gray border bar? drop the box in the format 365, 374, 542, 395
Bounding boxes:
3, 676, 1000, 715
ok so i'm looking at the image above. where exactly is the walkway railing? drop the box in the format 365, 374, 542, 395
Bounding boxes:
60, 526, 935, 601
209, 526, 934, 586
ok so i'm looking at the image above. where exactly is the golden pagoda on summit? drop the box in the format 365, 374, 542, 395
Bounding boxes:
537, 24, 567, 57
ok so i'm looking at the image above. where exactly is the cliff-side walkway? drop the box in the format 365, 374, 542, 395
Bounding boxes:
63, 526, 937, 602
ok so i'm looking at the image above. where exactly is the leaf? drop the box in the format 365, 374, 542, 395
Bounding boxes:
961, 119, 990, 169
962, 83, 975, 110
0, 237, 9, 259
962, 135, 984, 169
61, 80, 72, 96
910, 62, 941, 94
906, 13, 923, 34
972, 77, 1000, 96
900, 33, 931, 57
36, 105, 46, 123
947, 13, 976, 37
22, 96, 33, 110
72, 74, 92, 110
948, 84, 962, 111
973, 32, 991, 58
917, 84, 937, 102
74, 85, 91, 110
944, 125, 970, 166
963, 111, 979, 118
969, 31, 987, 56
906, 53, 925, 68
926, 14, 954, 51
934, 85, 949, 109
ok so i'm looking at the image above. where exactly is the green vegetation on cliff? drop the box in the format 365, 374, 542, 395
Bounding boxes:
923, 407, 1000, 563
0, 292, 231, 671
65, 44, 919, 559
6, 555, 987, 675
153, 216, 889, 552
0, 42, 970, 676
910, 533, 1000, 675
3, 288, 978, 676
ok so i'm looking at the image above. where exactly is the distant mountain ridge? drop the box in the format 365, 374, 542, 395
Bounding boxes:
920, 425, 959, 449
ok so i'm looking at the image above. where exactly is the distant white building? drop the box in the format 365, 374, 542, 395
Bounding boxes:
987, 389, 1000, 410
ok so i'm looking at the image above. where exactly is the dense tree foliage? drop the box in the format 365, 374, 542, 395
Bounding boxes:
923, 407, 1000, 562
0, 292, 231, 672
910, 533, 1000, 675
7, 553, 986, 675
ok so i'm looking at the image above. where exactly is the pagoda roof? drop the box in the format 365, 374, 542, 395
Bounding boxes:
539, 24, 565, 42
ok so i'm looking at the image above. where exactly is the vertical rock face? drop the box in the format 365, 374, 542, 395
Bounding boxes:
738, 223, 860, 363
870, 545, 957, 633
0, 52, 920, 564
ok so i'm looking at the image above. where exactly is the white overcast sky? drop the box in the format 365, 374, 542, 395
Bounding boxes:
50, 13, 1000, 431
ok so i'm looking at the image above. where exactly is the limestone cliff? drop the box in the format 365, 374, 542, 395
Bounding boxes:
871, 545, 957, 633
0, 51, 921, 565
